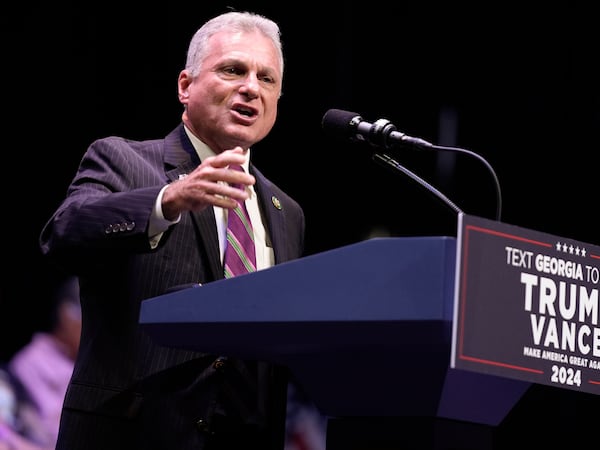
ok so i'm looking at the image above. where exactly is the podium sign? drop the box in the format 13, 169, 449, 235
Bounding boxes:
451, 213, 600, 395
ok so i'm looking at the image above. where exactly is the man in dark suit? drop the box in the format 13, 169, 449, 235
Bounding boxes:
39, 10, 304, 450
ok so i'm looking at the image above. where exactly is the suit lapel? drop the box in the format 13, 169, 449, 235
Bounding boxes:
163, 125, 222, 280
251, 166, 288, 265
192, 209, 222, 280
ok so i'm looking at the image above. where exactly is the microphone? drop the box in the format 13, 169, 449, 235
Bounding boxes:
321, 108, 433, 150
321, 108, 503, 221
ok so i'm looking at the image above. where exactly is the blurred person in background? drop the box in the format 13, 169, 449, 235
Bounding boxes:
1, 276, 81, 449
0, 367, 53, 449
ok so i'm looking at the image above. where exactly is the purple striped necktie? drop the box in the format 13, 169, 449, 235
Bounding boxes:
222, 166, 264, 425
224, 165, 256, 278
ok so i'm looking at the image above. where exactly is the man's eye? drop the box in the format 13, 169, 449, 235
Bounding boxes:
223, 67, 239, 74
260, 76, 275, 84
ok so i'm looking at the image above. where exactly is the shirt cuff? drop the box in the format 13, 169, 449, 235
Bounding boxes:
149, 184, 181, 248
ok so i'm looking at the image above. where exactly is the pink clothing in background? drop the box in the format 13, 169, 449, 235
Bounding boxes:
8, 332, 74, 448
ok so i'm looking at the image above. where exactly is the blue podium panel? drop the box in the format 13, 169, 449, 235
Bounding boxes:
139, 237, 529, 425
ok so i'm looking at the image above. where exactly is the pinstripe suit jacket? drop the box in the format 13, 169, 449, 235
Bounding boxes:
39, 123, 305, 450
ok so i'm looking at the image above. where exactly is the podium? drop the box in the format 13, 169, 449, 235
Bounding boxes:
139, 237, 531, 449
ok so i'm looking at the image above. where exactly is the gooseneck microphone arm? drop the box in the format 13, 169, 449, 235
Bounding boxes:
371, 152, 464, 216
425, 141, 502, 220
322, 109, 503, 221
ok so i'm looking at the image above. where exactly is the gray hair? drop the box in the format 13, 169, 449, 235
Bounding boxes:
185, 11, 284, 79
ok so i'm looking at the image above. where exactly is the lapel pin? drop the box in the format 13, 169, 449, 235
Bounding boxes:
271, 196, 282, 210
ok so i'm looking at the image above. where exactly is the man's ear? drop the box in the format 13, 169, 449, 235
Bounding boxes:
177, 71, 192, 102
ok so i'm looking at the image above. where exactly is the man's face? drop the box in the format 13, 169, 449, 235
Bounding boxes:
179, 29, 282, 153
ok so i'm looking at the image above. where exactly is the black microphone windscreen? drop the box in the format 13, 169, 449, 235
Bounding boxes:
321, 109, 360, 137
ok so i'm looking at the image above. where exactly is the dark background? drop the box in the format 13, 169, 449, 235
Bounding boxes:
1, 2, 599, 444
